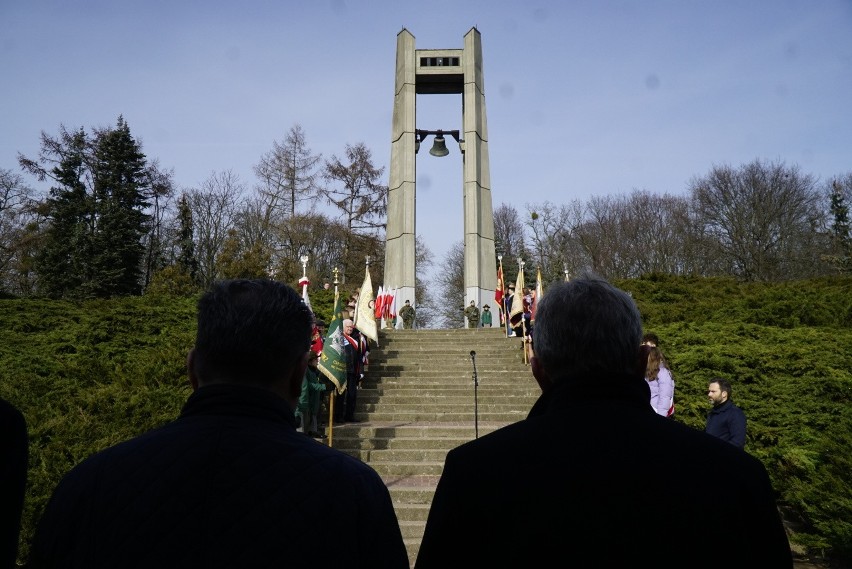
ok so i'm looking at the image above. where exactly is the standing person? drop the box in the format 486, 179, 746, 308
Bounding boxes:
415, 272, 791, 568
646, 346, 675, 417
399, 300, 415, 329
295, 351, 327, 438
463, 300, 479, 329
1, 397, 27, 569
503, 287, 515, 336
706, 377, 747, 449
341, 319, 366, 423
521, 287, 533, 337
480, 304, 493, 327
29, 279, 408, 569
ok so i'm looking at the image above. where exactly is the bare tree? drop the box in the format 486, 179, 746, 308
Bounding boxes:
271, 212, 351, 285
621, 190, 702, 277
0, 168, 39, 295
690, 159, 828, 281
574, 194, 631, 279
525, 200, 589, 284
323, 142, 387, 284
253, 123, 323, 219
140, 160, 176, 288
435, 241, 466, 328
493, 203, 527, 278
407, 235, 436, 328
187, 170, 245, 288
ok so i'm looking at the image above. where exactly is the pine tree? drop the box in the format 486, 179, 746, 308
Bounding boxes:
33, 128, 92, 298
89, 116, 150, 296
21, 118, 151, 298
828, 179, 851, 273
176, 194, 199, 282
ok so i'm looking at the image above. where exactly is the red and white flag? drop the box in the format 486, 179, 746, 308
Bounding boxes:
374, 285, 384, 319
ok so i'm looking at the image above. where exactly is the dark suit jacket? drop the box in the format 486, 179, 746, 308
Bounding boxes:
416, 377, 792, 568
1, 398, 27, 569
29, 384, 408, 569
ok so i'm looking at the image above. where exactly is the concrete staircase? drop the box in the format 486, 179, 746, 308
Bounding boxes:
328, 326, 539, 567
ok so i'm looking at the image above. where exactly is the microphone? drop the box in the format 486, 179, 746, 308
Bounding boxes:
470, 350, 476, 358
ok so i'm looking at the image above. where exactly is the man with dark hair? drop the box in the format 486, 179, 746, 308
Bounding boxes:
707, 377, 747, 448
30, 279, 408, 569
415, 271, 791, 568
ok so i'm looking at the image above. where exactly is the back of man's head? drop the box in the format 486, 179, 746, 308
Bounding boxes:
192, 279, 312, 386
532, 271, 642, 383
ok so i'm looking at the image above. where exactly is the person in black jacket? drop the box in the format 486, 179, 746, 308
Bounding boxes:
0, 397, 27, 569
706, 377, 747, 448
29, 279, 408, 569
415, 271, 792, 568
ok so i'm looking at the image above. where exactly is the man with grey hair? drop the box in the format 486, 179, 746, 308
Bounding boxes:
416, 272, 791, 568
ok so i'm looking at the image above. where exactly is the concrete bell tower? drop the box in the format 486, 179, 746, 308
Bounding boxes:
384, 27, 496, 325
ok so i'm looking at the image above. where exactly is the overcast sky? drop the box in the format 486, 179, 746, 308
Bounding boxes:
2, 0, 851, 283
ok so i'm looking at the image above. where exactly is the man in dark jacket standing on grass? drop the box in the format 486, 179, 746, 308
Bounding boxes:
29, 279, 408, 569
706, 377, 747, 448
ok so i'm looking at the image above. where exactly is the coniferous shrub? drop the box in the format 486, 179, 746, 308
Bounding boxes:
2, 276, 851, 565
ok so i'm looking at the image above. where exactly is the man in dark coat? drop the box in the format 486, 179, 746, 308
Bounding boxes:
341, 318, 367, 423
706, 377, 747, 448
0, 397, 27, 569
29, 279, 408, 569
415, 272, 792, 569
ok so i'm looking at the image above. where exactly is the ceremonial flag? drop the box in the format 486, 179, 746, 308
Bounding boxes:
318, 293, 348, 393
299, 276, 312, 313
495, 264, 505, 325
389, 288, 398, 319
299, 276, 323, 355
531, 268, 544, 323
354, 265, 378, 344
374, 285, 384, 319
509, 266, 525, 327
495, 264, 504, 306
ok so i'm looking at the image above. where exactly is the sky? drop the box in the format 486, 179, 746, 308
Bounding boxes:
2, 0, 851, 284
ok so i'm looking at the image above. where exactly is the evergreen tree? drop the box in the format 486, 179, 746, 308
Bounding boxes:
20, 118, 151, 298
31, 128, 92, 297
89, 116, 150, 296
827, 178, 852, 273
176, 193, 198, 282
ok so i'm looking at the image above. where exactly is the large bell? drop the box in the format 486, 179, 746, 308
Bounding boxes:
429, 134, 449, 157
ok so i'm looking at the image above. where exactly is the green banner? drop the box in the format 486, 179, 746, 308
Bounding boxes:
318, 293, 348, 393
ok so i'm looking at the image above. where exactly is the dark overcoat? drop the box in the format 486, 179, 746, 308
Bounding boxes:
416, 376, 791, 568
30, 385, 408, 569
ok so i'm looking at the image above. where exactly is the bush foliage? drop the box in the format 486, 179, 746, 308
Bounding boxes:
2, 276, 851, 565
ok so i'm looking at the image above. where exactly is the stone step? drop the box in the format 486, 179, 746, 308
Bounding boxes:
358, 401, 535, 411
360, 461, 446, 477
325, 423, 507, 437
339, 411, 528, 422
361, 392, 537, 401
338, 448, 450, 462
333, 437, 471, 450
342, 328, 533, 568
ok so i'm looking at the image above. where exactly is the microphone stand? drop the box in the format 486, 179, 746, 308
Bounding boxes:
470, 350, 479, 439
